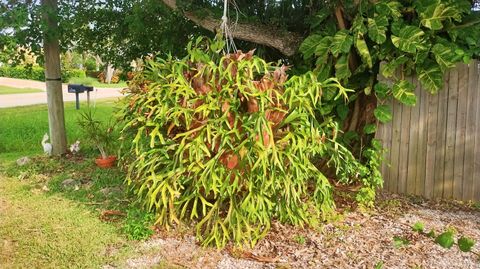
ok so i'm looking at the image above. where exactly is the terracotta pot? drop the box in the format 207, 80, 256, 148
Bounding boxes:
95, 156, 117, 168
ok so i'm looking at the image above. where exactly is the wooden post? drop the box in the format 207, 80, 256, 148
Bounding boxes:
42, 0, 67, 155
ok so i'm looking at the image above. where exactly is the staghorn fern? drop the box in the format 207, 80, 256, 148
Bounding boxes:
117, 37, 362, 248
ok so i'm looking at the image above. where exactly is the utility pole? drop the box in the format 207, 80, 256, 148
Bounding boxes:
42, 0, 67, 155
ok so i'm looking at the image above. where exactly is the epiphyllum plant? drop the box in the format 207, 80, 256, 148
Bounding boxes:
119, 37, 358, 247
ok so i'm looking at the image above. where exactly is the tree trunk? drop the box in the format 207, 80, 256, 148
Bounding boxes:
95, 55, 103, 71
105, 63, 114, 84
160, 0, 302, 56
42, 0, 67, 155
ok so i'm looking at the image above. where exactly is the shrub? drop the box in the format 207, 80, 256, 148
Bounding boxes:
118, 37, 367, 247
0, 65, 85, 82
62, 69, 86, 82
0, 66, 45, 81
84, 57, 97, 71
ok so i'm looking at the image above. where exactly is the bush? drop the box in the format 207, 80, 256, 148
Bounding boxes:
0, 66, 45, 81
62, 69, 86, 82
0, 65, 85, 82
118, 38, 369, 247
85, 57, 97, 71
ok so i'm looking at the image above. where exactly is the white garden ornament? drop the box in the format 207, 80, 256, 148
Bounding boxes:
41, 133, 52, 156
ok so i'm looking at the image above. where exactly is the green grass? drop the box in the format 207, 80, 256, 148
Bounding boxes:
0, 85, 43, 95
68, 76, 128, 88
0, 99, 170, 268
0, 100, 118, 162
0, 176, 128, 268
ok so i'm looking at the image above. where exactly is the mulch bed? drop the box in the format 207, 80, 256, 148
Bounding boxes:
118, 192, 480, 269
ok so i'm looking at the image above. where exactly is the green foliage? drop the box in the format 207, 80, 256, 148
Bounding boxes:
77, 110, 116, 159
458, 236, 475, 252
0, 66, 45, 81
412, 222, 425, 233
117, 37, 363, 248
411, 222, 477, 255
355, 139, 384, 206
300, 0, 480, 123
294, 235, 306, 245
435, 230, 455, 248
0, 65, 85, 82
84, 57, 97, 71
393, 236, 410, 248
123, 208, 155, 240
374, 105, 392, 123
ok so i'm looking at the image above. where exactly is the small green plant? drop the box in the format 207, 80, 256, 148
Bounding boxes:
374, 261, 384, 269
123, 208, 155, 240
294, 235, 306, 245
393, 235, 410, 248
411, 221, 478, 255
77, 110, 115, 159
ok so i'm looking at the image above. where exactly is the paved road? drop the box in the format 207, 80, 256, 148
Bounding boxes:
0, 77, 124, 108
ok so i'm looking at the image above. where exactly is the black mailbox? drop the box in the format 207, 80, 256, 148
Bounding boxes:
68, 84, 94, 109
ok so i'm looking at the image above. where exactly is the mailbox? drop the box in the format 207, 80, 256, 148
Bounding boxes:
68, 84, 94, 109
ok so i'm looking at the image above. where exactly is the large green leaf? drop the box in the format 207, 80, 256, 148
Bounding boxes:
392, 80, 417, 106
310, 8, 331, 30
374, 82, 390, 99
391, 26, 426, 53
458, 237, 475, 252
417, 62, 443, 94
335, 54, 351, 80
435, 231, 454, 249
418, 2, 462, 30
300, 34, 323, 60
331, 30, 354, 57
355, 34, 372, 68
376, 1, 402, 20
368, 16, 388, 44
374, 105, 392, 123
432, 43, 461, 72
380, 56, 408, 78
314, 36, 333, 65
351, 14, 367, 34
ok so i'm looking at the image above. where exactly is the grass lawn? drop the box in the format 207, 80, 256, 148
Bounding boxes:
0, 176, 128, 268
68, 76, 128, 88
0, 99, 164, 268
0, 85, 43, 95
0, 100, 118, 162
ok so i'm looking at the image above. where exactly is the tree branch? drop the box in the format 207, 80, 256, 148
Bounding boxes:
160, 0, 303, 56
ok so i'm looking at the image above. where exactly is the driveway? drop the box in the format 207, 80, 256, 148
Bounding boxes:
0, 77, 124, 108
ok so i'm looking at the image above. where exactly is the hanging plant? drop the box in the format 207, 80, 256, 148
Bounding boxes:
118, 37, 361, 247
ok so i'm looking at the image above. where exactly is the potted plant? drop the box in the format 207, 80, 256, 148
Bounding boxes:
77, 110, 117, 168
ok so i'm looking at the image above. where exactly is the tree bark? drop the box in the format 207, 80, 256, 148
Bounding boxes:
160, 0, 302, 56
42, 0, 67, 155
105, 63, 114, 84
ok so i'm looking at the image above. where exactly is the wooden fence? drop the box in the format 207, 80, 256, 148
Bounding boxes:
375, 61, 480, 201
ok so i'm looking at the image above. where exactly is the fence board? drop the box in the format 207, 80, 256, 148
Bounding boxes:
434, 74, 449, 198
389, 99, 402, 193
454, 64, 468, 199
424, 81, 439, 199
444, 68, 459, 199
377, 60, 480, 201
415, 77, 427, 197
407, 77, 420, 195
474, 62, 480, 201
463, 62, 477, 201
